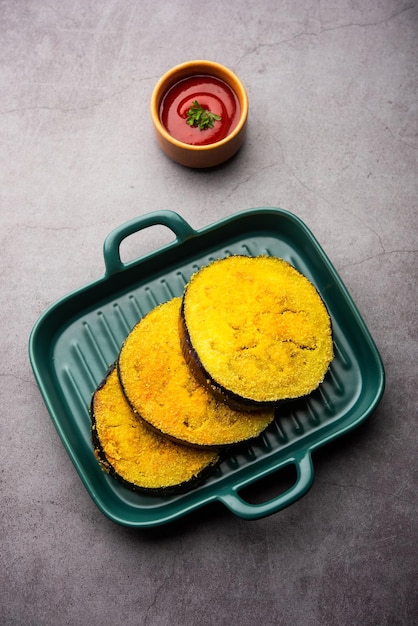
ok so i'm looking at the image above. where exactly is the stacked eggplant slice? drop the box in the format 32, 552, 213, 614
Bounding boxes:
91, 256, 334, 495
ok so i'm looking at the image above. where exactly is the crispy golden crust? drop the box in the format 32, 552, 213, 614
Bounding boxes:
117, 298, 275, 447
181, 256, 333, 406
91, 365, 220, 494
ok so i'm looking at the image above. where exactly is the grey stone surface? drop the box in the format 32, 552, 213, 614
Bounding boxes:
1, 1, 417, 625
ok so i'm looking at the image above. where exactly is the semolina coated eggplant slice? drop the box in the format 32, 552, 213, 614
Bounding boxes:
180, 256, 334, 409
91, 365, 220, 494
117, 297, 275, 447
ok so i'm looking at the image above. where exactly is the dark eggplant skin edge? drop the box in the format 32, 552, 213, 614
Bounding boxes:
90, 363, 221, 496
179, 298, 279, 412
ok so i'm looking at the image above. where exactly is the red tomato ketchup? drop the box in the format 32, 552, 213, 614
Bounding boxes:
160, 75, 241, 146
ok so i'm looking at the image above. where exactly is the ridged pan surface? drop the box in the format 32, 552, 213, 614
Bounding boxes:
29, 208, 385, 527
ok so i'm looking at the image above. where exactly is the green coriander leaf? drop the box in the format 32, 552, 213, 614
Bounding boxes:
186, 100, 222, 130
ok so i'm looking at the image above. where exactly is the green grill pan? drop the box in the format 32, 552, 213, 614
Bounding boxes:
29, 208, 385, 527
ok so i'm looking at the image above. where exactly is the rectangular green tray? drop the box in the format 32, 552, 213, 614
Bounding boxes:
29, 208, 385, 527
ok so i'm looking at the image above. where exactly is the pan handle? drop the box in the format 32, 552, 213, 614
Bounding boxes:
216, 450, 314, 520
103, 210, 195, 276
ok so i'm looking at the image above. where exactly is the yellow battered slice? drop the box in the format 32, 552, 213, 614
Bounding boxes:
117, 298, 275, 447
91, 365, 220, 494
180, 255, 333, 407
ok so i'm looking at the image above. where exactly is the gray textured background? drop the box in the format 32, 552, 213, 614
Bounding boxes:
1, 1, 417, 625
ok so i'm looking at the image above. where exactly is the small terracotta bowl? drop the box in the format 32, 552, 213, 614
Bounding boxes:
150, 60, 248, 168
